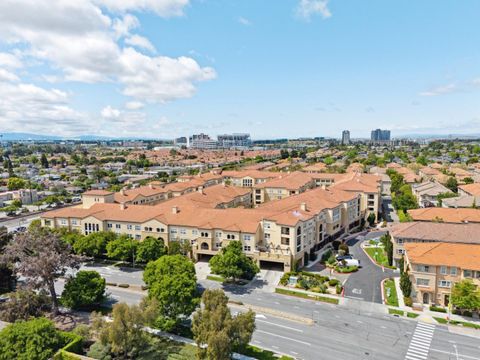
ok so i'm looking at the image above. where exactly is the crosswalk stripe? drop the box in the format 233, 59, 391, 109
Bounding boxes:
405, 355, 426, 360
405, 323, 436, 360
408, 347, 429, 355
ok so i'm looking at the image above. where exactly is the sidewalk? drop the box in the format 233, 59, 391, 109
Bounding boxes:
393, 277, 405, 308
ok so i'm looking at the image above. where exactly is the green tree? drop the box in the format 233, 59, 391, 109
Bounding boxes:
167, 240, 182, 255
451, 279, 480, 312
40, 153, 49, 168
90, 300, 158, 359
367, 212, 376, 227
209, 241, 259, 282
136, 236, 166, 263
0, 226, 15, 294
74, 231, 115, 257
0, 317, 62, 360
7, 177, 26, 190
143, 255, 199, 331
323, 156, 334, 165
400, 270, 412, 298
192, 289, 255, 360
445, 177, 458, 193
380, 233, 393, 266
106, 235, 138, 262
61, 270, 106, 309
463, 177, 474, 184
0, 289, 51, 323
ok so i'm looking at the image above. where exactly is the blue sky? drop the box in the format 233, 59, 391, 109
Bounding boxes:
0, 0, 479, 139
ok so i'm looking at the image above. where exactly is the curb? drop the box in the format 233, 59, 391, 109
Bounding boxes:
380, 278, 386, 305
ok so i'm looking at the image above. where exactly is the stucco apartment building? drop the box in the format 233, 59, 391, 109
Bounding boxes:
408, 207, 480, 224
411, 181, 452, 208
253, 172, 316, 205
42, 185, 362, 271
389, 222, 480, 267
404, 242, 480, 307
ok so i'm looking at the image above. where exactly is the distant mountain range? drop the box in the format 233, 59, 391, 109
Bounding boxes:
0, 132, 142, 141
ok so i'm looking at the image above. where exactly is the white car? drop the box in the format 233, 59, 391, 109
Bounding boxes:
338, 258, 360, 267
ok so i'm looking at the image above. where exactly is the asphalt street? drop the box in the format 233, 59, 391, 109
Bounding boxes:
0, 213, 41, 232
55, 275, 480, 360
344, 231, 396, 303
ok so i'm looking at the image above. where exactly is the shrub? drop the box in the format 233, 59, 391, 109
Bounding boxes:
61, 271, 106, 309
106, 282, 117, 287
429, 305, 447, 313
321, 250, 332, 263
326, 255, 336, 266
328, 279, 340, 287
335, 265, 358, 273
336, 284, 343, 295
404, 297, 413, 307
118, 284, 129, 288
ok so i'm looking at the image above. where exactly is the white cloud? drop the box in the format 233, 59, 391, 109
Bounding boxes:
419, 83, 456, 96
125, 34, 156, 53
125, 101, 145, 110
296, 0, 332, 21
0, 69, 19, 82
0, 0, 215, 102
94, 0, 190, 17
0, 81, 88, 135
101, 105, 121, 119
0, 52, 23, 68
118, 47, 216, 103
237, 17, 252, 26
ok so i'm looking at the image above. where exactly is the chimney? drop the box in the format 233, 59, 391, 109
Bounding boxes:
300, 202, 307, 211
198, 187, 204, 194
120, 188, 126, 196
149, 183, 154, 189
172, 206, 179, 214
120, 203, 126, 210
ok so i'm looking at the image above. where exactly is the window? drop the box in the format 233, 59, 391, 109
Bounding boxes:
264, 233, 270, 240
216, 231, 222, 238
127, 224, 133, 230
115, 224, 121, 229
440, 266, 447, 275
243, 245, 251, 252
416, 265, 430, 273
438, 280, 451, 288
227, 234, 236, 240
281, 237, 290, 246
135, 234, 141, 240
180, 229, 186, 235
107, 223, 112, 229
397, 249, 405, 255
281, 227, 290, 235
135, 225, 141, 231
396, 238, 404, 244
416, 278, 429, 287
243, 235, 251, 241
450, 267, 457, 276
71, 219, 78, 226
464, 270, 473, 278
60, 219, 67, 225
192, 229, 198, 235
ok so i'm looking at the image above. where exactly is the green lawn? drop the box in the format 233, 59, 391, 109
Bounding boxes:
206, 274, 225, 282
388, 308, 404, 316
434, 317, 480, 329
242, 345, 294, 360
407, 312, 420, 319
383, 279, 399, 307
364, 247, 389, 267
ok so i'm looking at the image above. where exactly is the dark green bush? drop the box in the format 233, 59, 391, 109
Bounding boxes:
429, 305, 447, 313
328, 279, 340, 287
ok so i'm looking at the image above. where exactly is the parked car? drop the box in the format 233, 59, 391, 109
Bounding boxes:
335, 254, 353, 261
337, 258, 360, 267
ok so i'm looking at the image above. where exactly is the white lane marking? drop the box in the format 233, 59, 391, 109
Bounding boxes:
256, 319, 303, 333
256, 330, 311, 346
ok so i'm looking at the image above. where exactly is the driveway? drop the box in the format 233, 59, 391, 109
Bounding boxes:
343, 231, 397, 304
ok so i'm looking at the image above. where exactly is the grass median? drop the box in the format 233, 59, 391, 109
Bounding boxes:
275, 288, 339, 305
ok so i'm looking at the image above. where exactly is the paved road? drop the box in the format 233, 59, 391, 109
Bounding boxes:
344, 231, 396, 303
382, 197, 399, 223
55, 279, 480, 360
0, 213, 41, 232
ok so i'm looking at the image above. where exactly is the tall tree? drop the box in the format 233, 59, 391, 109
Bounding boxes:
192, 289, 255, 360
1, 228, 83, 315
0, 227, 15, 294
143, 255, 199, 330
135, 236, 166, 263
209, 241, 259, 282
400, 269, 412, 298
445, 177, 458, 193
40, 153, 49, 168
106, 235, 137, 263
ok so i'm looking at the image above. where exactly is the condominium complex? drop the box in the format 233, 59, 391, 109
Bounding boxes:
390, 222, 480, 267
41, 170, 381, 271
404, 242, 480, 307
